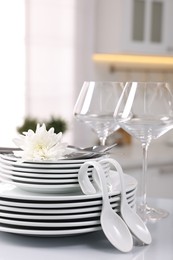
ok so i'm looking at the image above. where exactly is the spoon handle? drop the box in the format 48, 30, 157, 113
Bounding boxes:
78, 162, 97, 194
91, 163, 111, 205
101, 158, 127, 202
78, 161, 110, 205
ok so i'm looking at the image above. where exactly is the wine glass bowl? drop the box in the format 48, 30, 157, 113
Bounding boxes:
114, 81, 173, 222
73, 81, 124, 145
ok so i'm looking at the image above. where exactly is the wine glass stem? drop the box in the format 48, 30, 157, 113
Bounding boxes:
99, 137, 107, 146
140, 142, 149, 210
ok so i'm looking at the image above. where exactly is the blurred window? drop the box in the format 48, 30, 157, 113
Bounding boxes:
132, 0, 145, 41
150, 1, 163, 42
0, 0, 25, 145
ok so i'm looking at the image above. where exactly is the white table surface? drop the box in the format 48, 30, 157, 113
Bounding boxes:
0, 198, 173, 260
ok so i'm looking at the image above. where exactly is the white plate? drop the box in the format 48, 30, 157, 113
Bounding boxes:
0, 189, 136, 208
0, 171, 137, 199
0, 202, 135, 221
0, 174, 136, 194
0, 211, 100, 220
0, 157, 87, 169
0, 158, 83, 169
0, 199, 135, 214
0, 153, 108, 166
0, 163, 109, 176
0, 201, 120, 214
0, 201, 136, 237
0, 211, 101, 220
0, 218, 101, 227
0, 160, 80, 172
0, 177, 81, 194
0, 172, 79, 184
0, 167, 80, 178
0, 225, 102, 236
0, 167, 109, 184
0, 159, 109, 172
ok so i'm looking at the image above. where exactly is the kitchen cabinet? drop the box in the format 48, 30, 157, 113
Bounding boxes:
95, 0, 173, 55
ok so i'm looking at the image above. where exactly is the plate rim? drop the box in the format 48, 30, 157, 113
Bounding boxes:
0, 171, 137, 200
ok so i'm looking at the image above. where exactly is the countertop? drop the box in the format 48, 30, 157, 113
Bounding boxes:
0, 198, 172, 260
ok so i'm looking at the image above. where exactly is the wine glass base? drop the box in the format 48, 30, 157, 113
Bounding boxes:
136, 204, 169, 223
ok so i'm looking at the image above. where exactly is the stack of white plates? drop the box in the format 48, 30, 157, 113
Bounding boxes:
0, 171, 137, 236
0, 153, 110, 193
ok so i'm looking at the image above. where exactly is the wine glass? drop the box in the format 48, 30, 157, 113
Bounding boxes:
73, 81, 124, 145
114, 81, 173, 222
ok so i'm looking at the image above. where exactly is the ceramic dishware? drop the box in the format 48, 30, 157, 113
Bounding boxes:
0, 175, 137, 237
100, 158, 152, 245
78, 161, 133, 252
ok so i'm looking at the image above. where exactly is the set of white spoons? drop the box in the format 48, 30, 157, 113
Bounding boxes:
78, 158, 152, 253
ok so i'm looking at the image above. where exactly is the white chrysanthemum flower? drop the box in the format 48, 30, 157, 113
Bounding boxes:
13, 123, 68, 161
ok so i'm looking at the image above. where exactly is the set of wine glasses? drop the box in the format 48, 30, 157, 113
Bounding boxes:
73, 81, 173, 223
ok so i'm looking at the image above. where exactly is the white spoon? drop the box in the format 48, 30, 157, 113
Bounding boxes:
100, 158, 152, 245
78, 161, 133, 253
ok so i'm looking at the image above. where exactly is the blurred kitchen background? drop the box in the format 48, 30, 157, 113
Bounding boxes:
1, 0, 173, 197
1, 0, 173, 146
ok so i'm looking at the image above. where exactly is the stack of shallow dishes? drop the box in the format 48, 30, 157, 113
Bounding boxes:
0, 151, 138, 237
0, 153, 110, 194
0, 171, 137, 236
